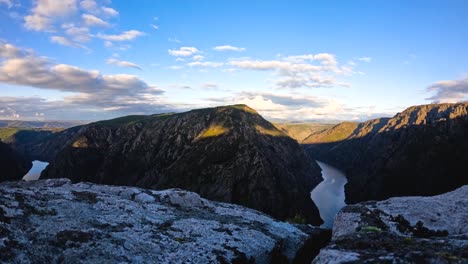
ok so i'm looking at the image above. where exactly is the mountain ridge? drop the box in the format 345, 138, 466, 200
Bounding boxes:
40, 104, 324, 224
305, 102, 468, 203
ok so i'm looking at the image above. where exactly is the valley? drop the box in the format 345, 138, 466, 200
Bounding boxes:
0, 102, 467, 263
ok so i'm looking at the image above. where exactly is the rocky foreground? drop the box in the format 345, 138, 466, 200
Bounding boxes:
314, 185, 468, 263
0, 179, 330, 263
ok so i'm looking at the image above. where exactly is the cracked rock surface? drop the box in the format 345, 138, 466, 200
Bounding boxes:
0, 179, 330, 264
314, 185, 468, 263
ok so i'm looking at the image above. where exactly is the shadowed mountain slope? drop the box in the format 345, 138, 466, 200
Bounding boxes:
0, 141, 31, 182
41, 105, 324, 225
305, 103, 468, 203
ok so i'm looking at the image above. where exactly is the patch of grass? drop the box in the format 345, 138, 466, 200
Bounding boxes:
360, 226, 383, 233
0, 127, 21, 141
198, 125, 229, 139
286, 213, 307, 224
255, 125, 285, 137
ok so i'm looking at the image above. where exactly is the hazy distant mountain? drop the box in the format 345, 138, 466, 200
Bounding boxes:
305, 102, 468, 203
0, 120, 84, 129
0, 141, 31, 182
41, 105, 324, 224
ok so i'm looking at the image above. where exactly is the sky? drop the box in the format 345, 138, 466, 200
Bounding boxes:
0, 0, 467, 121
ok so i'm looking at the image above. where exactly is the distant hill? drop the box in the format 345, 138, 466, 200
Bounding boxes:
302, 122, 359, 144
274, 123, 335, 142
40, 105, 324, 224
305, 102, 468, 203
0, 120, 85, 129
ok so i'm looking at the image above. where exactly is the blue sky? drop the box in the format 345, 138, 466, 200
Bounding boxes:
0, 0, 467, 121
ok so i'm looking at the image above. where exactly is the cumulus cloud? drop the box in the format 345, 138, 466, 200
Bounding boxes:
213, 45, 246, 52
63, 25, 91, 43
97, 30, 145, 41
426, 77, 468, 103
206, 92, 351, 120
106, 58, 142, 70
82, 13, 109, 27
168, 47, 199, 57
79, 0, 97, 12
24, 0, 78, 31
228, 53, 352, 89
0, 42, 162, 114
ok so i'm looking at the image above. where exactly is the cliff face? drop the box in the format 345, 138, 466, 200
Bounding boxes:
42, 105, 324, 225
305, 103, 468, 203
314, 186, 468, 263
0, 179, 331, 263
0, 141, 31, 183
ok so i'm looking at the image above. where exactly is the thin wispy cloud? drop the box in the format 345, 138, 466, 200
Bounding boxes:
97, 30, 145, 41
168, 47, 199, 57
213, 45, 246, 52
106, 58, 142, 70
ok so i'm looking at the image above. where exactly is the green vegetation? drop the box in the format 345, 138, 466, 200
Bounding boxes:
198, 125, 229, 139
0, 127, 21, 141
286, 213, 307, 224
361, 226, 383, 233
255, 125, 286, 137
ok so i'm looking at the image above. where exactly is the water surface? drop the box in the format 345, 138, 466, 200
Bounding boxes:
23, 160, 49, 181
311, 161, 347, 228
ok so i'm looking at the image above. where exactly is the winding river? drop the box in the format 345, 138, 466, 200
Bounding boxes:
23, 160, 49, 181
311, 161, 347, 228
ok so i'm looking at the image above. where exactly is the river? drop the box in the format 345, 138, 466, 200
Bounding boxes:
23, 160, 49, 181
311, 161, 347, 228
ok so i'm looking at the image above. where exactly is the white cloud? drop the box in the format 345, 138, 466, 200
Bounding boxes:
64, 26, 91, 43
24, 0, 78, 31
101, 6, 118, 17
229, 53, 352, 89
187, 61, 223, 68
0, 42, 24, 58
106, 58, 142, 70
150, 24, 159, 30
79, 0, 97, 12
0, 42, 158, 98
168, 47, 199, 57
213, 45, 246, 52
82, 13, 109, 27
50, 36, 87, 49
192, 55, 204, 61
97, 30, 145, 41
426, 77, 468, 103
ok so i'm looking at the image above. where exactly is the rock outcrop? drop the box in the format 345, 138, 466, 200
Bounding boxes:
41, 105, 324, 225
0, 141, 31, 183
305, 103, 468, 203
0, 179, 331, 263
314, 185, 468, 263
